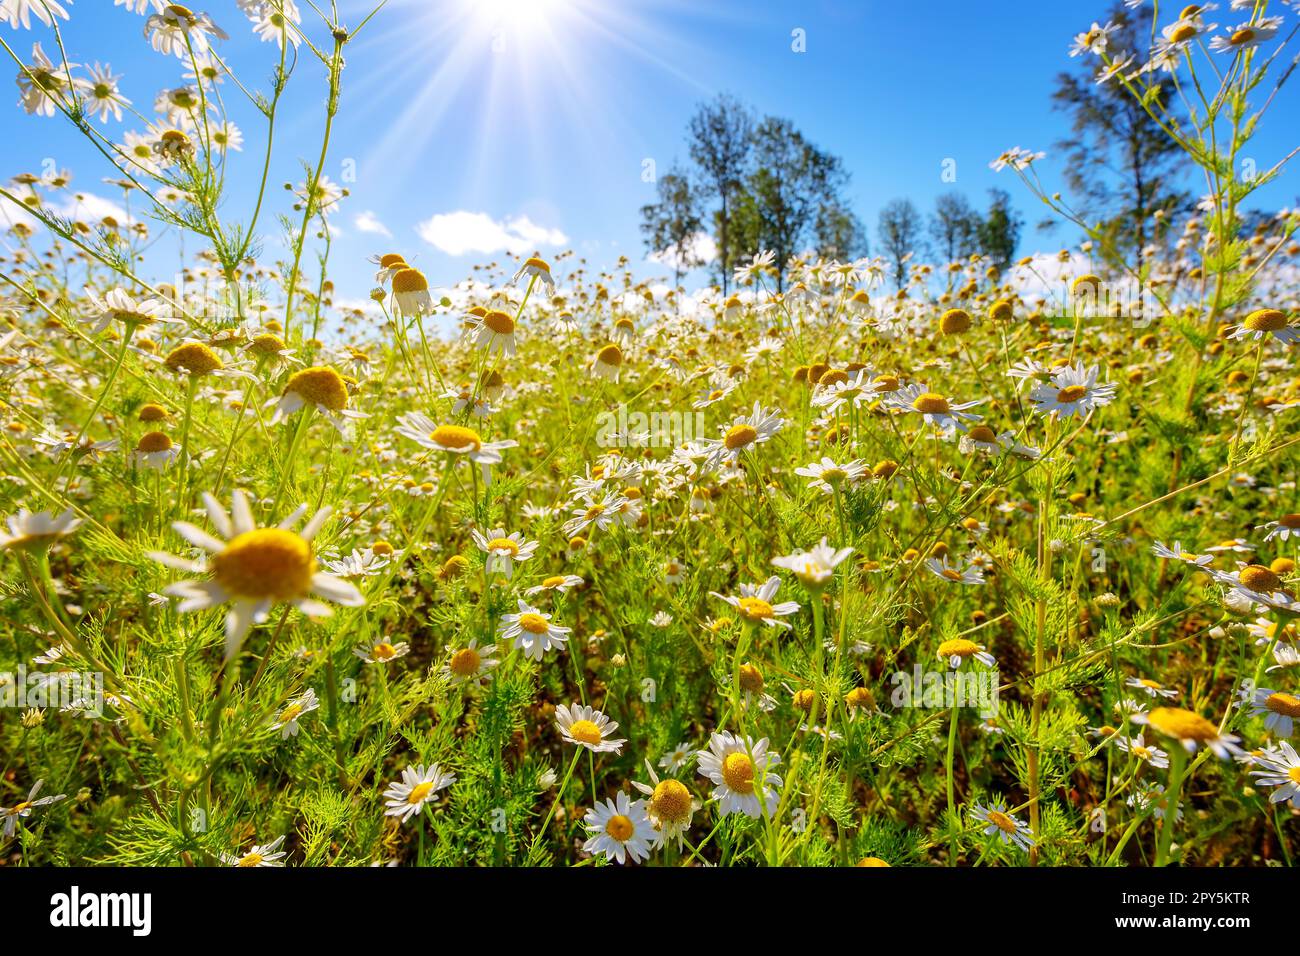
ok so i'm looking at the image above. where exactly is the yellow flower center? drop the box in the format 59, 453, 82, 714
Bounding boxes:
430, 425, 482, 451
407, 781, 434, 804
1145, 706, 1219, 742
211, 528, 316, 602
938, 638, 979, 659
725, 424, 758, 450
735, 597, 774, 620
856, 857, 890, 867
541, 575, 568, 589
279, 703, 303, 723
967, 425, 997, 443
912, 392, 950, 414
568, 719, 602, 745
285, 366, 348, 412
597, 344, 623, 366
136, 430, 173, 453
986, 810, 1017, 833
1243, 309, 1285, 331
1265, 693, 1300, 718
486, 537, 519, 556
138, 403, 168, 422
1169, 23, 1198, 43
605, 814, 634, 841
722, 752, 755, 794
483, 310, 515, 335
940, 309, 971, 334
236, 852, 263, 867
1280, 514, 1300, 529
449, 647, 481, 677
1231, 27, 1256, 44
378, 253, 406, 269
1240, 565, 1283, 593
1290, 767, 1300, 786
738, 663, 764, 693
371, 642, 397, 661
165, 342, 222, 376
1056, 384, 1088, 403
517, 612, 550, 635
392, 268, 429, 294
249, 333, 287, 356
651, 779, 692, 823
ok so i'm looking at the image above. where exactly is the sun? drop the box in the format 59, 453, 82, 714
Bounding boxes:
463, 0, 570, 36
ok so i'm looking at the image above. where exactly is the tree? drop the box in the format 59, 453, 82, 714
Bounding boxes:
1050, 1, 1188, 278
978, 189, 1022, 273
877, 199, 922, 289
688, 94, 753, 293
815, 200, 867, 262
726, 117, 850, 290
639, 165, 705, 289
929, 192, 982, 265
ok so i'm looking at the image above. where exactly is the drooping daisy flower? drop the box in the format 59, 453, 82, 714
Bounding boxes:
471, 527, 538, 580
1227, 309, 1299, 345
1029, 362, 1117, 419
17, 42, 75, 117
709, 575, 801, 629
498, 600, 571, 661
145, 5, 229, 58
554, 702, 626, 753
771, 539, 854, 589
382, 763, 456, 823
581, 792, 657, 865
222, 835, 287, 867
591, 343, 625, 382
1249, 741, 1300, 808
390, 267, 434, 317
1, 780, 66, 839
466, 309, 518, 357
0, 508, 83, 552
1258, 514, 1300, 543
441, 638, 499, 684
1213, 563, 1295, 612
696, 731, 782, 819
133, 430, 181, 470
268, 365, 366, 432
511, 256, 556, 296
971, 800, 1035, 851
1134, 706, 1243, 759
148, 490, 364, 659
269, 688, 318, 739
937, 637, 996, 669
705, 401, 786, 468
1, 0, 71, 30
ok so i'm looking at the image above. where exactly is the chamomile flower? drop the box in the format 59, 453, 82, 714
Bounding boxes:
1, 0, 70, 30
937, 638, 996, 669
888, 384, 983, 432
17, 43, 74, 117
269, 365, 366, 433
1226, 309, 1299, 345
591, 344, 625, 381
632, 760, 698, 848
696, 731, 782, 818
1242, 685, 1300, 737
442, 638, 499, 684
471, 527, 538, 580
659, 742, 694, 773
393, 412, 517, 483
1029, 362, 1117, 418
709, 575, 801, 629
77, 63, 130, 123
1213, 563, 1295, 612
390, 267, 434, 317
146, 5, 229, 58
512, 256, 556, 295
1249, 741, 1300, 808
1134, 706, 1244, 759
794, 456, 868, 494
353, 639, 410, 665
270, 688, 318, 738
581, 792, 657, 864
147, 490, 364, 659
555, 702, 625, 753
0, 780, 66, 839
1258, 514, 1300, 543
1116, 732, 1170, 768
382, 763, 456, 823
466, 309, 518, 357
524, 573, 584, 596
223, 835, 287, 867
498, 600, 571, 661
971, 800, 1035, 851
705, 402, 785, 468
1151, 540, 1213, 567
133, 430, 181, 469
0, 508, 83, 552
1125, 676, 1179, 699
926, 556, 985, 586
771, 538, 854, 589
1209, 17, 1283, 53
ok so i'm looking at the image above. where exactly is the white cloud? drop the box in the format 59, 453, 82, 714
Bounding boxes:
354, 210, 392, 238
415, 210, 567, 257
647, 230, 716, 272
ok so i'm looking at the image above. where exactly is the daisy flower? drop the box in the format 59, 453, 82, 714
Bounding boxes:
631, 760, 698, 849
393, 413, 517, 483
1, 780, 66, 839
524, 573, 584, 597
1116, 732, 1170, 769
1134, 706, 1243, 759
658, 741, 694, 773
353, 639, 411, 665
1213, 563, 1295, 612
705, 402, 785, 468
442, 638, 499, 684
561, 491, 626, 538
77, 62, 131, 123
581, 792, 657, 864
498, 600, 571, 661
771, 538, 854, 589
554, 702, 626, 753
1151, 540, 1213, 567
1208, 17, 1283, 53
937, 637, 996, 669
926, 556, 985, 586
1249, 741, 1300, 808
1, 0, 70, 29
1029, 362, 1117, 418
512, 256, 556, 296
17, 42, 74, 117
0, 508, 83, 552
1258, 514, 1300, 543
222, 835, 287, 867
1125, 676, 1179, 699
1242, 685, 1300, 737
145, 5, 229, 58
887, 384, 983, 432
466, 309, 518, 357
382, 763, 456, 823
148, 490, 364, 659
471, 527, 538, 579
590, 343, 625, 382
390, 267, 434, 317
268, 365, 366, 433
697, 731, 782, 818
269, 688, 318, 739
794, 456, 868, 494
1226, 309, 1298, 345
709, 575, 801, 629
971, 801, 1036, 851
132, 431, 180, 470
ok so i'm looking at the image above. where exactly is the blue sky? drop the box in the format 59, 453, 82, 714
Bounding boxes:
4, 0, 1299, 303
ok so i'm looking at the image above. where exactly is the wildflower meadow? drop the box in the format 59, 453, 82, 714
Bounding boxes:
0, 0, 1298, 895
